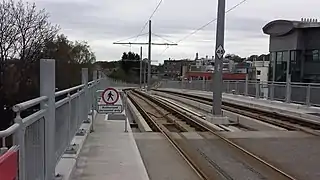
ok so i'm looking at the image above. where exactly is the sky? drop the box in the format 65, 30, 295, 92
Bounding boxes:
25, 0, 320, 64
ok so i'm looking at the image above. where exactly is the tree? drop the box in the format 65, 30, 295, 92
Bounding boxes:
225, 54, 243, 63
121, 51, 140, 73
0, 0, 97, 130
247, 55, 259, 61
0, 0, 59, 130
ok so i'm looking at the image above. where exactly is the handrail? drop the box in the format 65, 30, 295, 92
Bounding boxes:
0, 123, 20, 138
12, 96, 48, 112
55, 84, 85, 97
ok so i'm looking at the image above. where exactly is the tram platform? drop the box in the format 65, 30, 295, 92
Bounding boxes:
156, 88, 320, 123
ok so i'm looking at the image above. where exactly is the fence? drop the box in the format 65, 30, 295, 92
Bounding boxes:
0, 59, 100, 180
159, 80, 320, 106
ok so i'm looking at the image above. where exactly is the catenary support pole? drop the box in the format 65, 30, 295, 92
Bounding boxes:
140, 46, 143, 89
212, 0, 226, 116
147, 20, 152, 91
144, 59, 147, 89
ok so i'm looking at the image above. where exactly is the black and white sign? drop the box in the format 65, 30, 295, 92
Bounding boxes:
97, 104, 122, 113
102, 87, 119, 105
216, 45, 225, 59
96, 87, 123, 114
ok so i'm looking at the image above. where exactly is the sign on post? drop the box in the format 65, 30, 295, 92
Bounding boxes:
216, 45, 225, 59
96, 87, 123, 114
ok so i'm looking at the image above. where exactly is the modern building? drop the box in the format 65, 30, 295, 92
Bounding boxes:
263, 18, 320, 83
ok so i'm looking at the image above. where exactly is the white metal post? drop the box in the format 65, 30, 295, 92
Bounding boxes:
245, 74, 248, 96
306, 84, 311, 106
202, 77, 205, 91
255, 80, 259, 98
40, 59, 56, 180
124, 92, 128, 132
285, 75, 291, 103
82, 68, 89, 122
13, 113, 25, 180
91, 70, 98, 132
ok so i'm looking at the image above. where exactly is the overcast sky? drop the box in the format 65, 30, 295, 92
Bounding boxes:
27, 0, 320, 63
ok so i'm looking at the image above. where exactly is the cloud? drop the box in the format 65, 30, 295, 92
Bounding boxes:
23, 0, 320, 63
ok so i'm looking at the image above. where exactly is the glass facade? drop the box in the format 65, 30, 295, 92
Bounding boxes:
306, 49, 320, 62
269, 50, 302, 82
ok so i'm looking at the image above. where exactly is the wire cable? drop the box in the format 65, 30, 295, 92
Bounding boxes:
176, 0, 248, 43
152, 33, 176, 43
114, 33, 148, 43
133, 0, 163, 42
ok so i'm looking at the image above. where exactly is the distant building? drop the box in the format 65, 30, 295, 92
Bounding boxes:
263, 18, 320, 83
253, 60, 270, 82
163, 59, 193, 79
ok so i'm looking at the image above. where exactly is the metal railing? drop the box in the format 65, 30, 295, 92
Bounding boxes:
159, 80, 320, 107
0, 59, 100, 180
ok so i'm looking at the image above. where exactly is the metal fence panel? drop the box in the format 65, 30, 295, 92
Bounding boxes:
157, 80, 320, 107
24, 117, 45, 180
55, 102, 69, 165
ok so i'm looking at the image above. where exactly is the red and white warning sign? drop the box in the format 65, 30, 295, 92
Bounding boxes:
102, 87, 120, 105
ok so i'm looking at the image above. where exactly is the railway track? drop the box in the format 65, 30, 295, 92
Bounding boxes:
153, 89, 320, 136
128, 89, 297, 180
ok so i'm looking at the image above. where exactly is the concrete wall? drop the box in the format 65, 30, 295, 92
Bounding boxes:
269, 30, 300, 51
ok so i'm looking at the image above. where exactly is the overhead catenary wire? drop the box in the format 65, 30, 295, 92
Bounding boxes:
152, 33, 176, 44
114, 33, 148, 43
133, 0, 164, 42
176, 0, 248, 43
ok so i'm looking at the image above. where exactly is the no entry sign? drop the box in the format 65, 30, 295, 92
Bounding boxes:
102, 87, 120, 105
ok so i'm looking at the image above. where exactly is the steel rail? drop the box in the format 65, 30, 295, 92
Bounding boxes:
137, 89, 297, 180
128, 91, 208, 180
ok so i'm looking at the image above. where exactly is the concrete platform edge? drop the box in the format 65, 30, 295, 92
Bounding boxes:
55, 111, 97, 180
127, 97, 152, 132
125, 117, 150, 180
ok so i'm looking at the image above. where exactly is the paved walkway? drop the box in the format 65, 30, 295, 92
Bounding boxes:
71, 113, 149, 180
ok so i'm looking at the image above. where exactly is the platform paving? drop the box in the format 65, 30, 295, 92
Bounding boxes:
70, 113, 149, 180
134, 133, 202, 180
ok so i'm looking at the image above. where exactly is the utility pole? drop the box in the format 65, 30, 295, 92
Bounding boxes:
144, 58, 147, 88
148, 20, 152, 91
140, 46, 143, 88
113, 20, 177, 91
213, 0, 226, 116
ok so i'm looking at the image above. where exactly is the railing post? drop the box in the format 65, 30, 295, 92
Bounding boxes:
202, 78, 205, 91
245, 75, 248, 96
82, 68, 89, 122
306, 84, 311, 106
40, 59, 56, 180
13, 113, 25, 180
270, 81, 275, 100
91, 70, 98, 132
255, 80, 259, 98
235, 81, 238, 94
67, 92, 71, 141
226, 81, 230, 93
76, 89, 81, 127
285, 76, 291, 103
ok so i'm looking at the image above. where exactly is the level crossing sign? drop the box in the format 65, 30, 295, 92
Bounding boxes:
96, 87, 123, 114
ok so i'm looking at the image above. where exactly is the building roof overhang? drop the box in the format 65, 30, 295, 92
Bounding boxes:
263, 19, 320, 37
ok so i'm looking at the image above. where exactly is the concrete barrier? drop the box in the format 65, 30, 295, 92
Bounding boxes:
127, 98, 152, 132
